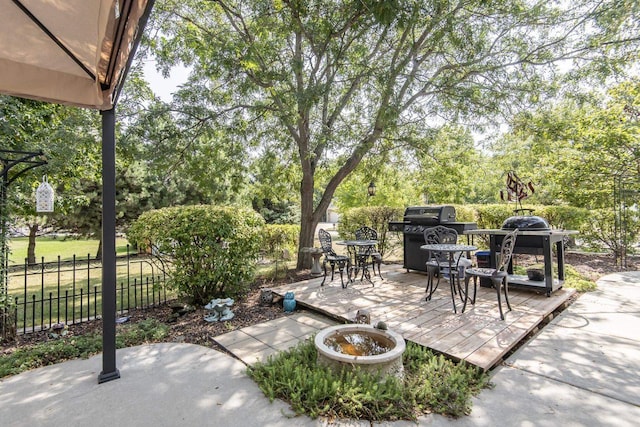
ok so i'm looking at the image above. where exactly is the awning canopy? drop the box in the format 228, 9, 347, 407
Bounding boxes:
0, 0, 153, 110
0, 0, 155, 383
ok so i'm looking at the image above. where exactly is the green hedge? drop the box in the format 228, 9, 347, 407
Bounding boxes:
465, 204, 589, 231
337, 206, 404, 258
262, 224, 300, 259
128, 205, 264, 305
338, 203, 605, 253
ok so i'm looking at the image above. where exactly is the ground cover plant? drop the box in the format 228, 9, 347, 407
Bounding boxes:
248, 338, 490, 421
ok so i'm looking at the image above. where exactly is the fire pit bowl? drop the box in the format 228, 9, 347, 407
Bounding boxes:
314, 324, 406, 378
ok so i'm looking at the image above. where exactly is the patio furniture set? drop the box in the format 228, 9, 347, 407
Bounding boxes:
421, 225, 519, 320
318, 227, 383, 289
317, 223, 521, 321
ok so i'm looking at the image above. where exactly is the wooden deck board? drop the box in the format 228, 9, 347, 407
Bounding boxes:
273, 265, 575, 370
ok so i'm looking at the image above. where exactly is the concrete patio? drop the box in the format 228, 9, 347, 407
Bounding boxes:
1, 271, 639, 426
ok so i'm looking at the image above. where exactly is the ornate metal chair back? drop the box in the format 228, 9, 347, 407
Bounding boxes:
496, 229, 518, 273
423, 225, 458, 264
355, 226, 378, 241
423, 225, 458, 245
318, 228, 337, 257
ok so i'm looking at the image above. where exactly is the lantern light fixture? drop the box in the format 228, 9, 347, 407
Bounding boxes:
367, 181, 376, 197
36, 175, 54, 213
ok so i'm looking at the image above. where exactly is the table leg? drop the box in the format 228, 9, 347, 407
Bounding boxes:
357, 249, 375, 287
542, 236, 553, 296
448, 254, 457, 313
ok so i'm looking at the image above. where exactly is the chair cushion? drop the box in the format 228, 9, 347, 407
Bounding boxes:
466, 267, 507, 278
426, 257, 472, 268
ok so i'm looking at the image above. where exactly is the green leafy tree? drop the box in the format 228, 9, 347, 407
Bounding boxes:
149, 0, 639, 270
119, 68, 253, 207
498, 79, 640, 259
333, 161, 423, 211
505, 79, 640, 209
0, 96, 102, 264
412, 125, 497, 205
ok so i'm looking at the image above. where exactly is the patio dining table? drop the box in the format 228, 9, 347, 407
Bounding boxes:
336, 239, 378, 287
420, 243, 477, 313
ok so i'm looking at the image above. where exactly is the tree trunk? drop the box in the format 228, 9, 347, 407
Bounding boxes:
294, 136, 378, 270
27, 224, 38, 265
96, 238, 103, 260
296, 171, 317, 270
296, 169, 339, 270
297, 214, 319, 271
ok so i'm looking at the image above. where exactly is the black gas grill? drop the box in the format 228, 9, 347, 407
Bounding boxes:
499, 214, 551, 251
390, 206, 478, 272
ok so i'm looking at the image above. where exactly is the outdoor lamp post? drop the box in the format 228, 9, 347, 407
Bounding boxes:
367, 181, 376, 197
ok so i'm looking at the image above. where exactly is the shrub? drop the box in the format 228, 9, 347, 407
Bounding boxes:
471, 204, 515, 229
536, 205, 589, 231
450, 204, 476, 222
262, 224, 300, 260
578, 208, 640, 262
128, 205, 264, 305
338, 206, 404, 258
0, 295, 17, 342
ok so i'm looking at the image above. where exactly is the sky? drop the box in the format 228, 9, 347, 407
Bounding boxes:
143, 60, 190, 102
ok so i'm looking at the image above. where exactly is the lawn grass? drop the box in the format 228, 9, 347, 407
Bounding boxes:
7, 236, 130, 265
6, 237, 173, 331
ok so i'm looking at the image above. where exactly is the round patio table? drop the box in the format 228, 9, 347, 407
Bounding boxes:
336, 239, 378, 287
420, 243, 477, 313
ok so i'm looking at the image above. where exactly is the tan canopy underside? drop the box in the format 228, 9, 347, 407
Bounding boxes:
0, 0, 151, 110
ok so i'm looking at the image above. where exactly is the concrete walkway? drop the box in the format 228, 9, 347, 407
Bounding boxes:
1, 272, 639, 426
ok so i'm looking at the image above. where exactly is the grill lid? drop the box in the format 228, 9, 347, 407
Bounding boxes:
501, 215, 550, 230
403, 206, 456, 223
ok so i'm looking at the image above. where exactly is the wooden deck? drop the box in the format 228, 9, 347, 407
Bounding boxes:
273, 265, 575, 371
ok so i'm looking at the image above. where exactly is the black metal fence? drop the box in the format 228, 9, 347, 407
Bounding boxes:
7, 246, 170, 335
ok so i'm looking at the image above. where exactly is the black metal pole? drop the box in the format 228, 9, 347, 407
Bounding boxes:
98, 108, 119, 383
0, 149, 46, 340
0, 171, 7, 339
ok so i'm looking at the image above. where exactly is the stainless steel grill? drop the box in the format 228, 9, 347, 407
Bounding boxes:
390, 206, 477, 272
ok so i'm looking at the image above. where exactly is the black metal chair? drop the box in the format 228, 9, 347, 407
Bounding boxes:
318, 228, 351, 288
463, 228, 518, 320
423, 225, 472, 304
354, 226, 383, 279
